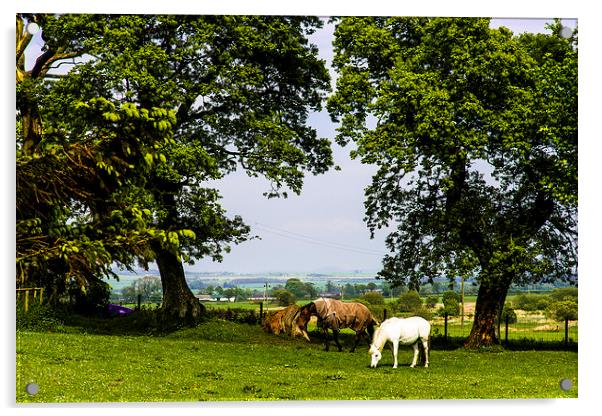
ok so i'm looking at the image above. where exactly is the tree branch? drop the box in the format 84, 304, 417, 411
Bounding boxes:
30, 48, 82, 80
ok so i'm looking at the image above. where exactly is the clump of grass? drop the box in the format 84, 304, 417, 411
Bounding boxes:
323, 373, 346, 381
242, 385, 262, 394
16, 304, 65, 333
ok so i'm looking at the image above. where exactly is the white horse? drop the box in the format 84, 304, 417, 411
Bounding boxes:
369, 316, 430, 369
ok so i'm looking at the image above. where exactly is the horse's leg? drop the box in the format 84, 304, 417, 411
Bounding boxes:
350, 330, 364, 352
332, 329, 343, 352
410, 342, 419, 368
392, 341, 399, 369
323, 328, 330, 351
422, 337, 429, 368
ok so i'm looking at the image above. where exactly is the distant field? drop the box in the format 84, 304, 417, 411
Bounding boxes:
111, 273, 381, 293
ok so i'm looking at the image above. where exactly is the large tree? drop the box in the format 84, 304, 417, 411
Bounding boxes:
327, 17, 577, 348
17, 14, 174, 300
17, 14, 332, 321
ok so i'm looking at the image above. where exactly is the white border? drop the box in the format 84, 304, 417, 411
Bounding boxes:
4, 1, 600, 415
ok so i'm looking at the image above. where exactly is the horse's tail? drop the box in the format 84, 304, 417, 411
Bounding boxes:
369, 313, 380, 332
367, 316, 380, 340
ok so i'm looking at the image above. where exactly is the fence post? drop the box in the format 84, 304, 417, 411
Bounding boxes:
24, 290, 30, 313
137, 294, 142, 311
444, 312, 448, 342
383, 308, 387, 321
259, 301, 263, 323
564, 318, 569, 348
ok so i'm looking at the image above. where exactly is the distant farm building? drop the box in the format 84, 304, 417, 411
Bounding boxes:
195, 294, 236, 302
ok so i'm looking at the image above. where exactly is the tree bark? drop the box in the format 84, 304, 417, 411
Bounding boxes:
464, 275, 511, 349
154, 244, 205, 323
20, 104, 44, 155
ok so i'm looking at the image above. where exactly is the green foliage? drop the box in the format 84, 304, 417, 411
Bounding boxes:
501, 306, 517, 324
121, 275, 163, 303
513, 293, 551, 311
221, 287, 251, 301
16, 304, 65, 332
272, 289, 297, 306
546, 300, 578, 322
17, 15, 179, 294
411, 306, 434, 321
328, 17, 576, 286
425, 295, 439, 309
360, 291, 385, 305
204, 308, 261, 325
549, 287, 578, 302
395, 290, 423, 313
284, 278, 317, 299
441, 291, 461, 316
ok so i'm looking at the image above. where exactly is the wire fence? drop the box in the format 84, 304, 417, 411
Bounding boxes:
428, 311, 577, 350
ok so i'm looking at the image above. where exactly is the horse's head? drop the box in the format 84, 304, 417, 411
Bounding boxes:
369, 344, 382, 368
295, 302, 316, 342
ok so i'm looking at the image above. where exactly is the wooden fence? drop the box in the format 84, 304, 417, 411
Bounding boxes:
16, 288, 45, 312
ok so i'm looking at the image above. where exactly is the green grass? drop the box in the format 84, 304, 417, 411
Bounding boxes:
16, 315, 577, 403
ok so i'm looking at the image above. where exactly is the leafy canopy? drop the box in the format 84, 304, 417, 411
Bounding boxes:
17, 14, 333, 298
328, 17, 577, 289
17, 14, 179, 293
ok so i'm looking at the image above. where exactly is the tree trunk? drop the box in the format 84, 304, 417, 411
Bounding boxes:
154, 244, 205, 323
21, 105, 44, 155
464, 276, 511, 349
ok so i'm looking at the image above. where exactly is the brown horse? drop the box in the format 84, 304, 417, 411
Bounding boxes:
296, 298, 378, 352
262, 304, 304, 337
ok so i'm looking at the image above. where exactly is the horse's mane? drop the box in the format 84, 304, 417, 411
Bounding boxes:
372, 325, 386, 351
296, 302, 315, 324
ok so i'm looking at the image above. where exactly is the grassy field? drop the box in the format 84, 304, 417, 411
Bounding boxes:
16, 314, 577, 403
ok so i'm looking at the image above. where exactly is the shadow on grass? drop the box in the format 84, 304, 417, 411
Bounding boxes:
430, 335, 578, 352
60, 308, 193, 336
58, 308, 321, 349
